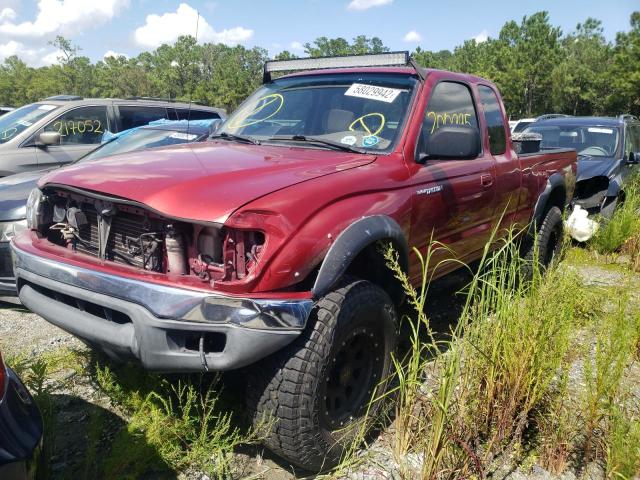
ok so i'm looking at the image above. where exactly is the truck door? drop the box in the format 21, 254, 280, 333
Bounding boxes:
408, 80, 497, 280
477, 85, 522, 231
35, 105, 110, 168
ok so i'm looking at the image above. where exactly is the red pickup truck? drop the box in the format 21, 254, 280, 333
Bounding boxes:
12, 52, 576, 470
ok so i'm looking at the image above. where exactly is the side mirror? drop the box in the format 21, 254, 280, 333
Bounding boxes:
36, 131, 61, 147
421, 125, 481, 161
627, 151, 639, 164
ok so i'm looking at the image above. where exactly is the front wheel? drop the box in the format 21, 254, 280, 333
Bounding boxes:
246, 279, 398, 471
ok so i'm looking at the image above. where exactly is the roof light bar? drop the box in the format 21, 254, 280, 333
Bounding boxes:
263, 51, 410, 83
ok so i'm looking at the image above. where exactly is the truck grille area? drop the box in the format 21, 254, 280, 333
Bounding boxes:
43, 189, 169, 272
74, 209, 165, 270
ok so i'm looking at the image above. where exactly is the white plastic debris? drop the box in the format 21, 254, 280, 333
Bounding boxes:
565, 205, 599, 242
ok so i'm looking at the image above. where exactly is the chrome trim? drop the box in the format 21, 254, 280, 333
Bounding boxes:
11, 243, 313, 329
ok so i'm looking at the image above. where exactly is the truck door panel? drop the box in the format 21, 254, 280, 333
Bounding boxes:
407, 80, 497, 283
477, 85, 522, 232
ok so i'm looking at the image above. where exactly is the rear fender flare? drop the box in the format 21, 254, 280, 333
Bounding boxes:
532, 172, 567, 227
311, 215, 409, 298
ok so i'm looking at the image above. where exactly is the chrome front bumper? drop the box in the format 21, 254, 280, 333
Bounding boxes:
12, 243, 313, 371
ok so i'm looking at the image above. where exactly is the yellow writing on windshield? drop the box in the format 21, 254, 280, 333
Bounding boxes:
427, 111, 472, 134
227, 93, 284, 130
349, 113, 385, 137
1, 127, 17, 140
52, 119, 103, 137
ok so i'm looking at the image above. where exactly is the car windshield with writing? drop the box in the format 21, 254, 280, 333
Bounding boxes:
525, 124, 621, 158
81, 127, 204, 162
0, 103, 58, 144
218, 73, 418, 152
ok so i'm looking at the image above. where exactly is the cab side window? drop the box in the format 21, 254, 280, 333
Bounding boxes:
478, 85, 507, 155
418, 81, 479, 159
174, 108, 221, 121
118, 106, 169, 130
625, 123, 640, 159
43, 106, 109, 145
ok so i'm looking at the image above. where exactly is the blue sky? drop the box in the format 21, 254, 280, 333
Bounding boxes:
0, 0, 637, 66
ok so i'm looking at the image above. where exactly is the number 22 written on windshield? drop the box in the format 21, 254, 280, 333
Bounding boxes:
53, 120, 103, 137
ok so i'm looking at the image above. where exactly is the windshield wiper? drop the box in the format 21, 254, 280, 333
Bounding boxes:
210, 131, 261, 145
267, 135, 366, 153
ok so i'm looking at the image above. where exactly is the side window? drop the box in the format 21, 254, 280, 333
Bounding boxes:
419, 81, 479, 157
626, 124, 640, 157
43, 106, 109, 145
117, 106, 169, 130
174, 109, 220, 121
478, 85, 507, 155
634, 126, 640, 154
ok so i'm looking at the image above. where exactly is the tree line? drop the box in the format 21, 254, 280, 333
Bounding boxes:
0, 11, 638, 118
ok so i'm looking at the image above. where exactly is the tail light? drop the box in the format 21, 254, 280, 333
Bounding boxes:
0, 351, 6, 400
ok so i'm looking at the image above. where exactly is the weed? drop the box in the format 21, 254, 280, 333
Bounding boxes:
95, 364, 268, 478
606, 404, 640, 479
591, 177, 640, 255
582, 296, 640, 463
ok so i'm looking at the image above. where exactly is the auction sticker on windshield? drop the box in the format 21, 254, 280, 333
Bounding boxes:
345, 83, 402, 103
170, 132, 198, 141
588, 127, 614, 134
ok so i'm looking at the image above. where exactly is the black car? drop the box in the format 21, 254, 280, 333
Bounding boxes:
0, 350, 43, 480
0, 118, 221, 295
525, 115, 640, 217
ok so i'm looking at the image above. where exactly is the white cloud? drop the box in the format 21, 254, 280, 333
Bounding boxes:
347, 0, 392, 11
0, 0, 130, 39
134, 3, 253, 49
290, 41, 304, 52
103, 50, 128, 59
403, 30, 421, 43
0, 40, 21, 59
0, 40, 58, 66
0, 8, 17, 22
41, 49, 63, 65
473, 30, 489, 43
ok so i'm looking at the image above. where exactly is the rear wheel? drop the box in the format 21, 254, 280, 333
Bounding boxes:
522, 206, 563, 277
246, 279, 397, 471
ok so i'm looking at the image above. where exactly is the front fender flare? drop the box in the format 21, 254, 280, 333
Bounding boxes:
311, 215, 409, 298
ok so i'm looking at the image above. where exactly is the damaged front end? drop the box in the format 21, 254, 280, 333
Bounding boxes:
572, 175, 613, 216
26, 186, 266, 289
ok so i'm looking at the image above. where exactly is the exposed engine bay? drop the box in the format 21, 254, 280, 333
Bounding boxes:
37, 188, 264, 286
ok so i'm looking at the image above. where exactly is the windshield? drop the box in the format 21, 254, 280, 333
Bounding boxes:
0, 103, 58, 144
524, 124, 621, 157
219, 73, 418, 152
81, 128, 203, 162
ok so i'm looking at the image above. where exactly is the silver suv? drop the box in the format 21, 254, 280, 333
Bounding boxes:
0, 96, 225, 176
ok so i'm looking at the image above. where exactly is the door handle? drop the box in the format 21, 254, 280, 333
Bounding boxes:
481, 174, 493, 187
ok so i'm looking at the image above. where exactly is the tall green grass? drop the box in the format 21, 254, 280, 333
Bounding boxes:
590, 176, 640, 256
382, 225, 636, 478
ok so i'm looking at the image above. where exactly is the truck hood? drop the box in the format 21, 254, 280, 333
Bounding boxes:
0, 168, 56, 221
576, 156, 619, 182
40, 141, 376, 223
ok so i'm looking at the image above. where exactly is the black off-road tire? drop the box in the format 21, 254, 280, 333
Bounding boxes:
522, 206, 563, 278
246, 279, 398, 471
